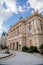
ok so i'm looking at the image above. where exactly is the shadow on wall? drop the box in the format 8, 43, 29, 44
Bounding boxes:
0, 64, 8, 65
37, 64, 43, 65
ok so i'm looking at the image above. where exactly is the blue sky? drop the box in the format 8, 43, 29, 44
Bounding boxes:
0, 0, 43, 36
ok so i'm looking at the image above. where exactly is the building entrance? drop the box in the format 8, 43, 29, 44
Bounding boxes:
16, 42, 18, 50
30, 40, 32, 47
13, 42, 15, 50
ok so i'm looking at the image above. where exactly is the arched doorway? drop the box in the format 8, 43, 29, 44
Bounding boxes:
16, 42, 18, 50
13, 42, 15, 50
30, 40, 32, 47
10, 43, 12, 49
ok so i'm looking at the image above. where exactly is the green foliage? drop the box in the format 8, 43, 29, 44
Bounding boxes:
39, 44, 43, 50
27, 46, 39, 53
22, 46, 29, 52
22, 46, 39, 53
39, 44, 43, 54
1, 45, 8, 49
27, 49, 33, 53
40, 49, 43, 54
30, 46, 39, 53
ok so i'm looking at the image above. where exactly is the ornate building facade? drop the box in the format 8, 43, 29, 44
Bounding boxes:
6, 12, 43, 51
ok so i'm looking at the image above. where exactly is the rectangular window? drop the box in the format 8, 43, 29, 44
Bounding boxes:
29, 26, 32, 34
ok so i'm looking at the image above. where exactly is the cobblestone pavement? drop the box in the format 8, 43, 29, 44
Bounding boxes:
0, 51, 43, 65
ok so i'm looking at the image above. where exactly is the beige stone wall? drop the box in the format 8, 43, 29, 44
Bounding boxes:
26, 35, 40, 48
6, 33, 26, 51
38, 35, 43, 45
6, 13, 43, 51
25, 16, 43, 48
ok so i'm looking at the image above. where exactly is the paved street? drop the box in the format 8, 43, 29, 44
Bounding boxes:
0, 51, 43, 65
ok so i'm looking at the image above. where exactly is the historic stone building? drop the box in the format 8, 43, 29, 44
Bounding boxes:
6, 11, 43, 51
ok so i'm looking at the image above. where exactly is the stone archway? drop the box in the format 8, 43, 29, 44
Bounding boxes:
13, 42, 15, 50
16, 42, 18, 50
10, 43, 12, 49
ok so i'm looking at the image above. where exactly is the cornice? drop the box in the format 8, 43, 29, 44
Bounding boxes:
25, 12, 43, 22
9, 12, 43, 32
9, 19, 25, 32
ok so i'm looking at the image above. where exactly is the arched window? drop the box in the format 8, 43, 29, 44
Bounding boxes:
10, 43, 12, 49
16, 42, 18, 50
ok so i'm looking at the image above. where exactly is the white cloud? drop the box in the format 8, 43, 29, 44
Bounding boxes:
0, 0, 35, 36
27, 0, 43, 13
18, 6, 25, 13
3, 0, 25, 14
4, 0, 18, 14
0, 0, 13, 36
0, 0, 26, 36
0, 0, 43, 36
